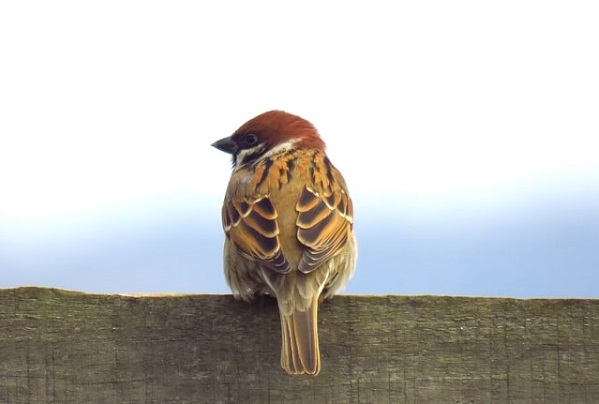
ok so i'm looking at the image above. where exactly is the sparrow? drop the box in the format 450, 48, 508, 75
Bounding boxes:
212, 110, 357, 376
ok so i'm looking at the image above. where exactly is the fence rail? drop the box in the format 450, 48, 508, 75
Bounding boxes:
1, 287, 598, 403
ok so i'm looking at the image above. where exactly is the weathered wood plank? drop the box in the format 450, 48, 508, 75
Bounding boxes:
0, 287, 598, 403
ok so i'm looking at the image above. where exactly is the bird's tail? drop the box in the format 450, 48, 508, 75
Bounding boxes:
279, 294, 320, 375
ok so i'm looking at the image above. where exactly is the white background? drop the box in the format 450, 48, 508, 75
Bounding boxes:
1, 1, 598, 297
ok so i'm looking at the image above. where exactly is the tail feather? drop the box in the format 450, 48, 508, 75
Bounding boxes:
280, 296, 320, 375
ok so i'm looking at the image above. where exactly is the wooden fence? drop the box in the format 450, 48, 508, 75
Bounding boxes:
1, 287, 598, 403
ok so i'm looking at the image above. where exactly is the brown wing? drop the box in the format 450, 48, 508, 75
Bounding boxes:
295, 186, 354, 273
222, 194, 291, 273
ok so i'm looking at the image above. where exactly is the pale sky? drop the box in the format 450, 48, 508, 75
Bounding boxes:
1, 2, 598, 296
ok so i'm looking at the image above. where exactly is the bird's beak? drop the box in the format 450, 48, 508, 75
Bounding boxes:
211, 136, 237, 155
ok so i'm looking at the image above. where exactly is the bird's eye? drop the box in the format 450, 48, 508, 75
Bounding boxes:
244, 133, 258, 146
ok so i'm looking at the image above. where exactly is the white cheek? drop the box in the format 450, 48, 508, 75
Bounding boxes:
235, 152, 247, 168
263, 138, 300, 158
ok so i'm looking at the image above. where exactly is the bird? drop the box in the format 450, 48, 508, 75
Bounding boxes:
211, 110, 357, 376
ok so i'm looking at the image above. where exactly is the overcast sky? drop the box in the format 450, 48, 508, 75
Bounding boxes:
1, 1, 598, 297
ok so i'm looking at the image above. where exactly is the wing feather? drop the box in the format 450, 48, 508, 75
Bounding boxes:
296, 186, 353, 273
223, 195, 291, 273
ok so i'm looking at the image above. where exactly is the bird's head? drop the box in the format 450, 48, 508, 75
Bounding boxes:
212, 110, 326, 169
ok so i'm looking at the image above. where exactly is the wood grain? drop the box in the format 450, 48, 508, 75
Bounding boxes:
1, 287, 598, 403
